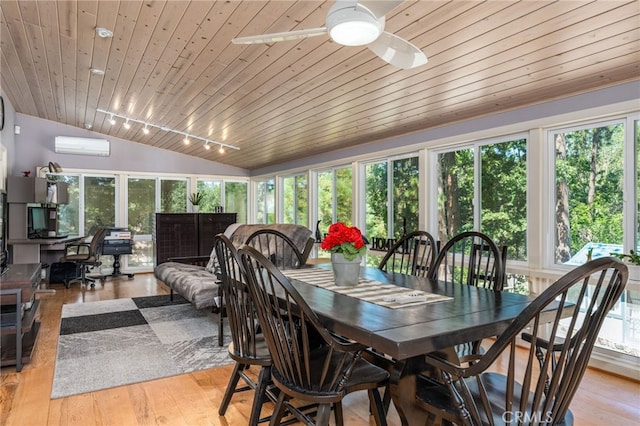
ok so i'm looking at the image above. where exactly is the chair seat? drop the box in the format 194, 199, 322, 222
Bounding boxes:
61, 253, 95, 263
272, 346, 389, 403
416, 372, 575, 426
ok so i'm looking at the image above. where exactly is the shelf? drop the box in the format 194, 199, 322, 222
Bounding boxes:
0, 299, 40, 335
0, 321, 40, 368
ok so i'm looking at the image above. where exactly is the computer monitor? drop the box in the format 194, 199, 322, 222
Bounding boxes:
28, 206, 49, 237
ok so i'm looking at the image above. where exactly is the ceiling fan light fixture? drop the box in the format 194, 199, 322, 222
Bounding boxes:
327, 3, 382, 46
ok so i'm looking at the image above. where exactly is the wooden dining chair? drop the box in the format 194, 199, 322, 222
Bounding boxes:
214, 235, 274, 426
416, 256, 628, 426
429, 231, 505, 290
429, 231, 506, 364
377, 230, 438, 277
239, 245, 390, 426
244, 228, 308, 269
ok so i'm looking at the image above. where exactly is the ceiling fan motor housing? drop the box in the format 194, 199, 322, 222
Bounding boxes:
327, 2, 384, 46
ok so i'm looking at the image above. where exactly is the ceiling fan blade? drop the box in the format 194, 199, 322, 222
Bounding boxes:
367, 31, 428, 69
232, 27, 327, 45
359, 0, 404, 19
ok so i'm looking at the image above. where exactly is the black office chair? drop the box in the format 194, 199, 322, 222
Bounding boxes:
239, 245, 389, 426
415, 257, 627, 426
214, 234, 274, 426
377, 230, 438, 277
60, 227, 107, 288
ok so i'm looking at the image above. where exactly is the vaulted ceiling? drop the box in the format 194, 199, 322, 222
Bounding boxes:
2, 0, 639, 170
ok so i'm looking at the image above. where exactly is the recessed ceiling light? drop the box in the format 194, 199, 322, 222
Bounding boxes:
96, 27, 113, 38
90, 67, 105, 75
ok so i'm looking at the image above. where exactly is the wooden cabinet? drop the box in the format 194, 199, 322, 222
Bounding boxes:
0, 263, 42, 372
154, 213, 237, 265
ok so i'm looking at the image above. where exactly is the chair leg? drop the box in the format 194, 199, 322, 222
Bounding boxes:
219, 362, 244, 415
248, 365, 270, 426
368, 388, 388, 426
269, 392, 287, 426
316, 403, 332, 426
333, 402, 344, 426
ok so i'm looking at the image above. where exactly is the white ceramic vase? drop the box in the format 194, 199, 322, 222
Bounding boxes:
331, 252, 362, 286
192, 205, 200, 213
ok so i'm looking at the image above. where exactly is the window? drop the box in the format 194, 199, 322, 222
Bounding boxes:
160, 179, 187, 213
84, 175, 116, 232
436, 137, 527, 261
552, 121, 624, 265
196, 180, 222, 213
317, 166, 353, 235
127, 178, 155, 268
255, 178, 275, 224
282, 174, 308, 226
364, 156, 419, 240
225, 181, 248, 223
51, 175, 79, 236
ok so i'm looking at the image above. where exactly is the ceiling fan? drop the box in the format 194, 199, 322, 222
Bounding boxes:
231, 0, 428, 70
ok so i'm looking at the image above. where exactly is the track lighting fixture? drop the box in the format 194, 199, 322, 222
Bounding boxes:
96, 108, 240, 152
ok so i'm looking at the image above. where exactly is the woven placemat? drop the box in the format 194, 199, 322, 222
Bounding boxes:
282, 268, 452, 309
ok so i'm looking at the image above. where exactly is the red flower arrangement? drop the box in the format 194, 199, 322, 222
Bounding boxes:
320, 222, 366, 261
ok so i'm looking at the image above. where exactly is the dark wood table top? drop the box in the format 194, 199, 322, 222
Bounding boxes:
287, 265, 534, 360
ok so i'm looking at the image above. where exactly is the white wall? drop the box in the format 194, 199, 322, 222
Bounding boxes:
13, 114, 249, 177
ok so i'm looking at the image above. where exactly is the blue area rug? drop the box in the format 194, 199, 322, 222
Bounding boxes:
51, 295, 231, 399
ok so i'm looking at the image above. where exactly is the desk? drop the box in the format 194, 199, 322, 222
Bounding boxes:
8, 236, 83, 265
286, 266, 535, 426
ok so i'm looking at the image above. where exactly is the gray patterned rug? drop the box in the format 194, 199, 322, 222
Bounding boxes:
51, 295, 231, 399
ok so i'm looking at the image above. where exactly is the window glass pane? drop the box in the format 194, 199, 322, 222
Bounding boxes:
317, 171, 333, 233
128, 178, 155, 235
481, 139, 527, 260
335, 167, 352, 223
127, 178, 155, 269
283, 175, 308, 226
84, 176, 115, 233
296, 175, 308, 227
554, 123, 624, 264
225, 181, 247, 223
393, 157, 419, 238
365, 161, 388, 240
256, 179, 275, 224
129, 240, 154, 268
160, 179, 187, 213
196, 180, 222, 213
283, 176, 295, 224
52, 175, 79, 236
437, 149, 474, 242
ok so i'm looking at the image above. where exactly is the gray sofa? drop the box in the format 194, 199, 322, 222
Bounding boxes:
154, 223, 314, 310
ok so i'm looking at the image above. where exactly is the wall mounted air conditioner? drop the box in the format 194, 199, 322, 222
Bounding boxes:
54, 136, 110, 156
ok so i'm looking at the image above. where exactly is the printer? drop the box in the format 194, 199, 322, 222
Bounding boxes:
101, 228, 133, 255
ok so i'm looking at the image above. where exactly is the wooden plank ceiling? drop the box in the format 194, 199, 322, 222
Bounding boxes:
1, 0, 639, 170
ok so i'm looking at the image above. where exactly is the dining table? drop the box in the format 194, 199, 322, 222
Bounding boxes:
281, 264, 538, 426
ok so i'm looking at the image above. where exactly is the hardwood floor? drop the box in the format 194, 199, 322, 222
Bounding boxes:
1, 273, 639, 425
